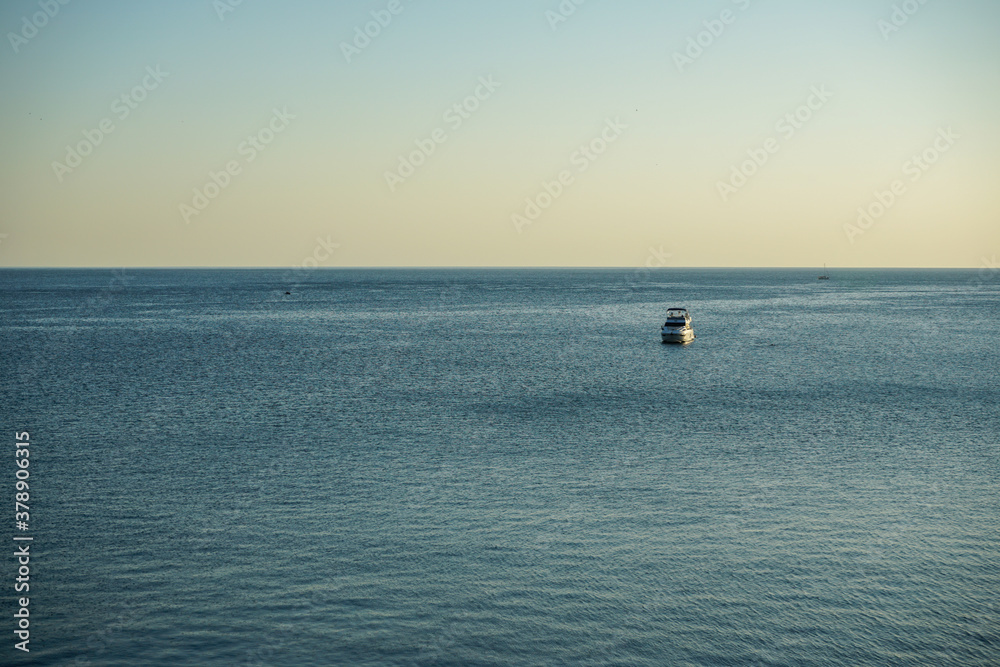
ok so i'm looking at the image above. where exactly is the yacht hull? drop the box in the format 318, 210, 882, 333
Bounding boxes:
661, 328, 694, 344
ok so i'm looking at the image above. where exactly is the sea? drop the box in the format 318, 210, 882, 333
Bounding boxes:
1, 268, 998, 666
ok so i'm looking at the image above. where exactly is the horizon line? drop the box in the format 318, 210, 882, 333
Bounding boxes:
0, 265, 985, 271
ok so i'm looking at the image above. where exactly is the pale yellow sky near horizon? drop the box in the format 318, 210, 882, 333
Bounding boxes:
1, 0, 997, 268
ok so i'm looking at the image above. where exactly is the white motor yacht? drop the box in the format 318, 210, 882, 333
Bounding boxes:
661, 308, 695, 343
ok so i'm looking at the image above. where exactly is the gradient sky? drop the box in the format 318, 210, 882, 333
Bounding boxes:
1, 0, 997, 267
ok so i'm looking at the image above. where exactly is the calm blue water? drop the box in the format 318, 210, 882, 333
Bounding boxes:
2, 268, 998, 666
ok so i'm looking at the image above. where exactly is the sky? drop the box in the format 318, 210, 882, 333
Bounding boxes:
0, 0, 997, 268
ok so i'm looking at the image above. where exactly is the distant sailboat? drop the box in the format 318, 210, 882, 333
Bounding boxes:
818, 264, 830, 280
